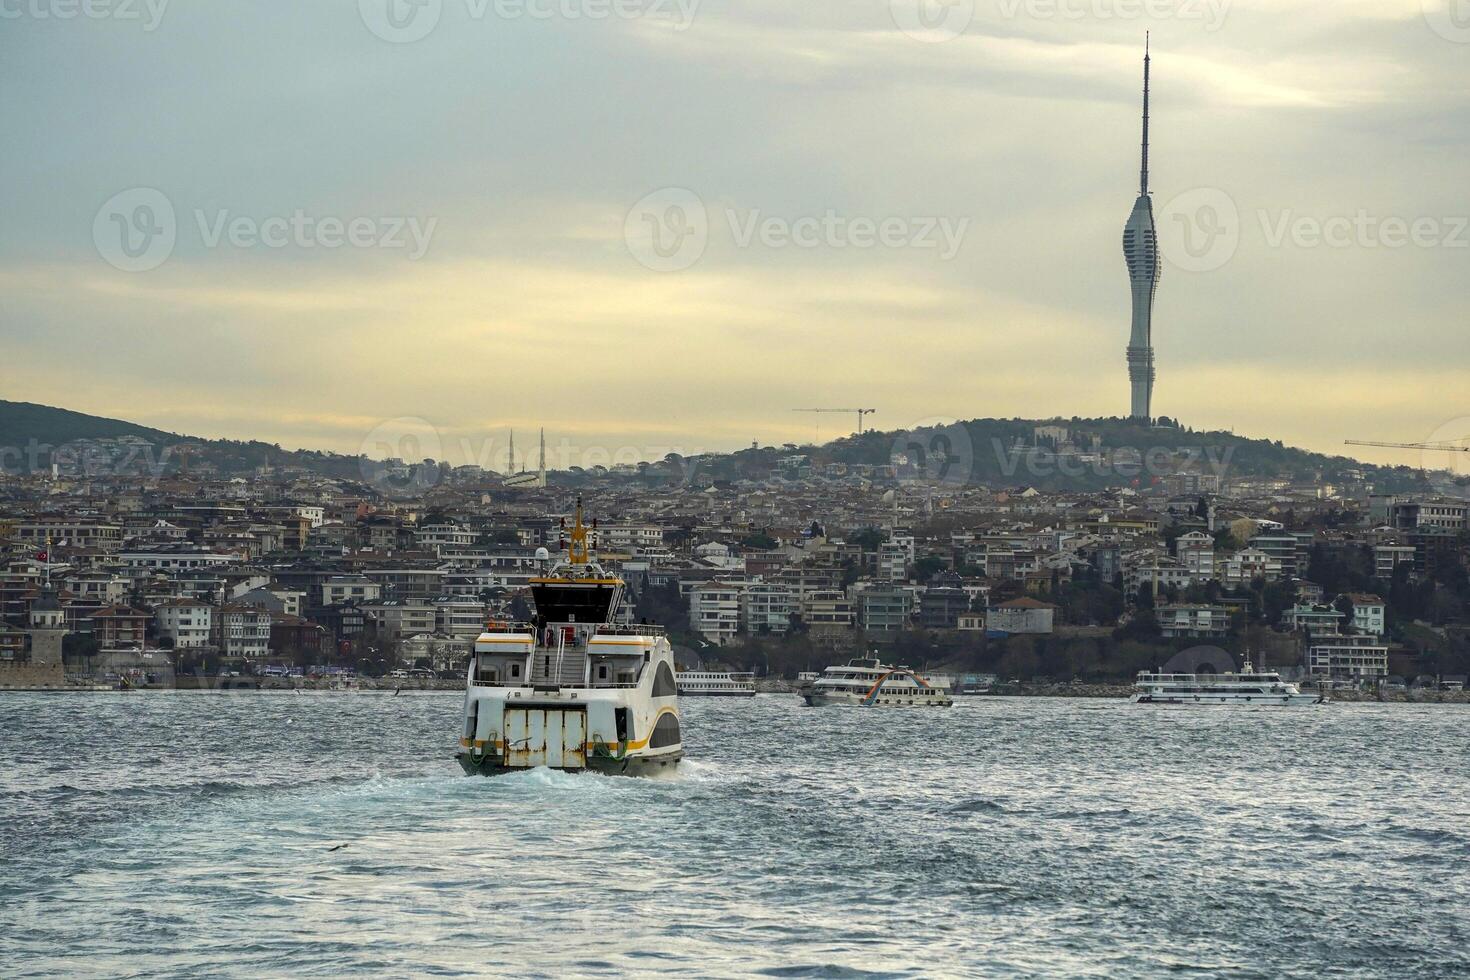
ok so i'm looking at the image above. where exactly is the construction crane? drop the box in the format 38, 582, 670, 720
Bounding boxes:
792, 408, 876, 441
1345, 439, 1470, 453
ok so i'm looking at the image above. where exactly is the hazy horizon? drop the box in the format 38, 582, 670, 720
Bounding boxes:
4, 2, 1467, 472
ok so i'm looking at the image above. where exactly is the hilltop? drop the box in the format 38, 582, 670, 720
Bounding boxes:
0, 400, 1441, 494
0, 400, 361, 480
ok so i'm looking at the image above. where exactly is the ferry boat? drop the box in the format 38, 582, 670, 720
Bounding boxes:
677, 670, 756, 697
799, 657, 954, 707
456, 498, 682, 775
1131, 660, 1326, 706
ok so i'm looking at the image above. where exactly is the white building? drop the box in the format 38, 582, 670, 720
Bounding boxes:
154, 599, 213, 648
1217, 548, 1283, 589
220, 605, 270, 661
434, 596, 487, 637
985, 598, 1056, 635
1342, 593, 1386, 636
1174, 531, 1216, 582
740, 582, 794, 635
690, 581, 743, 645
877, 542, 908, 582
1156, 603, 1230, 638
321, 575, 382, 606
1308, 635, 1389, 682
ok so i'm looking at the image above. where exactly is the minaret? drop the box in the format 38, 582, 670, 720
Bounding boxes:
507, 430, 516, 475
1122, 34, 1160, 421
537, 428, 547, 488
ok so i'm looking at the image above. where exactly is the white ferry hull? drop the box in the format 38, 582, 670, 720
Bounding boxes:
803, 690, 953, 707
1131, 692, 1325, 706
677, 691, 756, 698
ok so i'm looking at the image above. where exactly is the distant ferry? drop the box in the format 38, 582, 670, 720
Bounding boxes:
799, 657, 953, 707
677, 670, 756, 697
1132, 661, 1325, 706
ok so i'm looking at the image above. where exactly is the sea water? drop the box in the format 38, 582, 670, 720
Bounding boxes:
2, 692, 1467, 977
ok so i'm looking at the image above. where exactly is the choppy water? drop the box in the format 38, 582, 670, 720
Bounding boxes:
2, 693, 1468, 978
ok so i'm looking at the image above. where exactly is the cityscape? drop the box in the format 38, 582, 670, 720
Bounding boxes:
4, 4, 1469, 978
2, 411, 1468, 696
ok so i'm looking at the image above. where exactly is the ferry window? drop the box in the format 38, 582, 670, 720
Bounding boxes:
510, 663, 521, 678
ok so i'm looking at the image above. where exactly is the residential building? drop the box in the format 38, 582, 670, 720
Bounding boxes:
153, 598, 213, 648
986, 597, 1056, 635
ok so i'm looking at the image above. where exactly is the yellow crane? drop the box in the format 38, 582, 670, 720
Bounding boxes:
792, 408, 876, 441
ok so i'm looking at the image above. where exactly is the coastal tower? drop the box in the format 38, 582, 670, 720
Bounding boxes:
26, 590, 66, 668
1122, 35, 1160, 421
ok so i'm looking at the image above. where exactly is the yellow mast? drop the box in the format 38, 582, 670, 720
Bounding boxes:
568, 496, 590, 565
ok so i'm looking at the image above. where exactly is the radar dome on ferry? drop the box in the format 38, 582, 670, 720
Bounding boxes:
534, 546, 550, 560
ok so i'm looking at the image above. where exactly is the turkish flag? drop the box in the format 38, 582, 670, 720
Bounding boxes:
36, 551, 48, 562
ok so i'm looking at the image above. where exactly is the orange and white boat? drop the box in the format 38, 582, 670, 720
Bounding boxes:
798, 656, 953, 707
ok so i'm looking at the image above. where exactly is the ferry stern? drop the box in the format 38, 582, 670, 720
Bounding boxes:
456, 498, 682, 776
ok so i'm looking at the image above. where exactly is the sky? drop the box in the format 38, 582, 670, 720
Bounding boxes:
2, 0, 1467, 473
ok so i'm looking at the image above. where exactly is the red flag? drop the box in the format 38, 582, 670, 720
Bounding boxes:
36, 551, 48, 562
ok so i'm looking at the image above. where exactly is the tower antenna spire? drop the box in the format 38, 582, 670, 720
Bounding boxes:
1140, 32, 1151, 196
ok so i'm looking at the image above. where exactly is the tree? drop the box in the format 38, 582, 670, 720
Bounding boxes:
1334, 593, 1357, 635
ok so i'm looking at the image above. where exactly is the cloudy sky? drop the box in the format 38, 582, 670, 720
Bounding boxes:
2, 1, 1466, 470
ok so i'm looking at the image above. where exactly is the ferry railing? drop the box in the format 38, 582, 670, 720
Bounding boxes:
592, 624, 666, 638
480, 621, 536, 635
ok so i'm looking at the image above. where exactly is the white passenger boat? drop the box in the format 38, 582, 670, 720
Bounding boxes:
1131, 661, 1326, 706
799, 657, 953, 707
456, 499, 682, 775
677, 670, 756, 697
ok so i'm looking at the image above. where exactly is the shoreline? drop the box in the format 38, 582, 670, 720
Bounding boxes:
6, 681, 1468, 704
